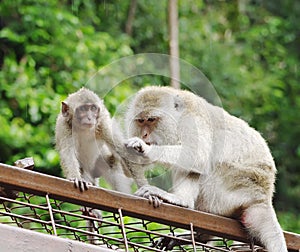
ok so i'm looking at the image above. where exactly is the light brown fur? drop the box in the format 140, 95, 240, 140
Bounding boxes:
125, 86, 287, 251
55, 87, 132, 193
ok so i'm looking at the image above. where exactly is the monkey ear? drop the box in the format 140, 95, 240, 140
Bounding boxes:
173, 95, 184, 111
61, 102, 69, 117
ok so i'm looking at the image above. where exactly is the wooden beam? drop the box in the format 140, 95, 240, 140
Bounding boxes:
0, 163, 299, 250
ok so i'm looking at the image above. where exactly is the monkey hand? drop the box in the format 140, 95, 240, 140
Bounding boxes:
71, 178, 92, 192
135, 185, 163, 208
125, 137, 151, 157
135, 185, 189, 208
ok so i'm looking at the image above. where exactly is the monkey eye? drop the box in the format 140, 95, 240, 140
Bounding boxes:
137, 118, 144, 124
79, 105, 88, 112
147, 117, 156, 122
90, 104, 98, 111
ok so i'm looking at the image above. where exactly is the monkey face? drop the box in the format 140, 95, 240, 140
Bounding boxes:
135, 116, 159, 145
74, 103, 100, 129
131, 110, 180, 146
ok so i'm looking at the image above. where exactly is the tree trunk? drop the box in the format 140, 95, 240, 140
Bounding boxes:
168, 0, 180, 89
125, 0, 137, 36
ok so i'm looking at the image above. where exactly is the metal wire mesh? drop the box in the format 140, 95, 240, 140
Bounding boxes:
0, 189, 265, 252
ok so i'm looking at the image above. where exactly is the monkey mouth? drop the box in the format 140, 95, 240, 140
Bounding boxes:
82, 123, 95, 128
145, 141, 156, 146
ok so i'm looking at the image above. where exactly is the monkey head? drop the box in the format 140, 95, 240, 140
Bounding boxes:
60, 87, 104, 130
126, 86, 184, 146
62, 102, 100, 129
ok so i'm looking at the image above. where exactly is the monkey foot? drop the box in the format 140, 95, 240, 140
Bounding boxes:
154, 232, 210, 250
154, 234, 179, 250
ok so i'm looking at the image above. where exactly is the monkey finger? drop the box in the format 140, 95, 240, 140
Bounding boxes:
154, 235, 173, 250
152, 196, 162, 208
132, 142, 145, 153
78, 180, 87, 192
77, 180, 85, 192
72, 178, 80, 189
134, 145, 144, 153
153, 237, 164, 249
72, 178, 90, 192
142, 192, 154, 205
147, 195, 153, 205
146, 194, 162, 208
125, 138, 145, 153
124, 139, 136, 148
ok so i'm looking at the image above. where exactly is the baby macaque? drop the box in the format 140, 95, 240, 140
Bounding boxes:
55, 87, 133, 243
55, 87, 132, 193
125, 86, 287, 252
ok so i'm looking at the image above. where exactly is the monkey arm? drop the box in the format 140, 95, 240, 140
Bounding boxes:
126, 137, 202, 208
96, 117, 151, 188
96, 115, 136, 163
149, 145, 201, 174
100, 160, 133, 194
124, 162, 149, 188
134, 169, 199, 209
125, 137, 208, 175
58, 138, 93, 192
58, 136, 82, 180
96, 114, 124, 148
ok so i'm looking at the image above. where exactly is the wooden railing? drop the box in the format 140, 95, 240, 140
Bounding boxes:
0, 163, 299, 251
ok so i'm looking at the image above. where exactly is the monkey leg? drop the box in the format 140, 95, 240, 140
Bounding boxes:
135, 185, 189, 208
241, 203, 287, 252
81, 207, 102, 244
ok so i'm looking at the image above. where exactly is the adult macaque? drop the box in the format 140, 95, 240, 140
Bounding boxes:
125, 86, 287, 252
55, 87, 132, 193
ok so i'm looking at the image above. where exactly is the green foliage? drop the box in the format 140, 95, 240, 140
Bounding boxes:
0, 0, 299, 232
278, 212, 300, 233
175, 1, 300, 215
0, 0, 133, 175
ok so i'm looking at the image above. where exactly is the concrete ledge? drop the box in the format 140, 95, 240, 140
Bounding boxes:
0, 224, 113, 252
